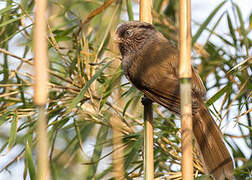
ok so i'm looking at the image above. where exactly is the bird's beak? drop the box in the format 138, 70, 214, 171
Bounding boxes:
113, 33, 122, 43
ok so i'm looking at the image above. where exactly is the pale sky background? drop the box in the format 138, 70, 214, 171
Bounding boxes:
0, 0, 251, 179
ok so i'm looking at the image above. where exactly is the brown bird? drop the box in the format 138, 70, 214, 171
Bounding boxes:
114, 21, 234, 180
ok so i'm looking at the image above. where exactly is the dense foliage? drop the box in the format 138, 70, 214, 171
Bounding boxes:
0, 0, 251, 179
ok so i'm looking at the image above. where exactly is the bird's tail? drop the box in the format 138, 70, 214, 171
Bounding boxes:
192, 102, 234, 180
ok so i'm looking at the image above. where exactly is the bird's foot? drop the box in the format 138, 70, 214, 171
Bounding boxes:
141, 96, 152, 105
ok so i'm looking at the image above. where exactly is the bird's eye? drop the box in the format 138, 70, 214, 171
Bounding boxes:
125, 30, 132, 37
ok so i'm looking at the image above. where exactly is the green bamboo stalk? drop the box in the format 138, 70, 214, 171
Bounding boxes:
179, 0, 193, 179
34, 0, 50, 179
36, 106, 50, 180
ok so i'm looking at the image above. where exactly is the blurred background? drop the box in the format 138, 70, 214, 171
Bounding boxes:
0, 0, 251, 179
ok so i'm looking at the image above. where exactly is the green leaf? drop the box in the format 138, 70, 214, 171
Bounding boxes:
192, 1, 226, 45
123, 97, 134, 116
73, 120, 83, 151
124, 133, 143, 169
86, 125, 109, 178
67, 61, 112, 113
227, 57, 252, 75
0, 24, 33, 45
0, 111, 11, 126
0, 4, 14, 15
8, 112, 18, 151
121, 86, 136, 97
95, 166, 113, 179
194, 175, 212, 180
15, 73, 26, 107
126, 0, 134, 21
206, 83, 232, 107
238, 122, 252, 131
205, 12, 227, 44
235, 4, 249, 54
0, 16, 23, 28
153, 0, 163, 13
227, 13, 237, 46
51, 162, 58, 180
25, 141, 36, 180
72, 122, 95, 154
237, 159, 252, 170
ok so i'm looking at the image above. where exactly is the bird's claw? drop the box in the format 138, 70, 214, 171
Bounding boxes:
141, 96, 152, 105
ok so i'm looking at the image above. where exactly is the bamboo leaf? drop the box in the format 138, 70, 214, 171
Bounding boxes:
25, 141, 36, 180
73, 120, 84, 152
206, 83, 232, 107
235, 4, 249, 54
15, 73, 26, 107
95, 166, 113, 179
0, 16, 23, 28
126, 0, 134, 21
0, 0, 250, 179
67, 61, 112, 112
72, 122, 95, 154
121, 86, 136, 97
8, 112, 18, 151
237, 159, 252, 170
204, 12, 227, 45
123, 97, 134, 116
153, 0, 163, 13
192, 1, 226, 45
0, 24, 33, 45
238, 122, 252, 131
0, 4, 14, 15
51, 162, 58, 180
0, 111, 11, 126
227, 57, 252, 75
194, 175, 212, 180
86, 126, 109, 178
227, 13, 237, 46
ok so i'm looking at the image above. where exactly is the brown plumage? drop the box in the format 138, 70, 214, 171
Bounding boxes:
114, 21, 234, 180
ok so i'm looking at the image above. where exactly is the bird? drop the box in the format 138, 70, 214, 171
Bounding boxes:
114, 21, 234, 180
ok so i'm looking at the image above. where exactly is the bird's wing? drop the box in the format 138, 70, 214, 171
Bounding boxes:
141, 80, 181, 115
191, 67, 206, 98
125, 47, 182, 114
125, 41, 201, 114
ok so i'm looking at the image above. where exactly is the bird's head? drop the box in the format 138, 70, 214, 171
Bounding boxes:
114, 21, 158, 57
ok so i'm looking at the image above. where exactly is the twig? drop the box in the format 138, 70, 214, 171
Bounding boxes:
0, 91, 19, 98
78, 0, 116, 34
0, 48, 33, 65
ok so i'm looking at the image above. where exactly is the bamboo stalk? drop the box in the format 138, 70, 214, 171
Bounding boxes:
140, 0, 152, 23
143, 98, 153, 180
140, 1, 153, 179
34, 1, 49, 105
34, 0, 50, 179
36, 106, 50, 180
111, 115, 125, 179
179, 0, 193, 179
